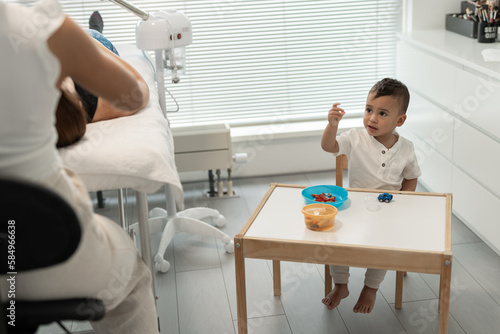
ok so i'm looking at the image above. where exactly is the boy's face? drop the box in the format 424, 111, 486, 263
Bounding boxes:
363, 92, 407, 138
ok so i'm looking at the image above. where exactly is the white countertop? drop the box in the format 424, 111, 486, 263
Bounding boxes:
398, 29, 500, 80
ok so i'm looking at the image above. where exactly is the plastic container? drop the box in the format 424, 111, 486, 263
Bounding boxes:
301, 185, 348, 208
302, 203, 338, 231
364, 195, 381, 212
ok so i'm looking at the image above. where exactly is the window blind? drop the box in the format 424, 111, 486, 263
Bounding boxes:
23, 0, 401, 128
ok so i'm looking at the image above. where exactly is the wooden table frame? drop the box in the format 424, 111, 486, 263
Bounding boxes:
235, 183, 453, 334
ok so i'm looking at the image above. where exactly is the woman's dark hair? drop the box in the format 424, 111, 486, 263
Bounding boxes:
55, 90, 88, 148
370, 78, 410, 114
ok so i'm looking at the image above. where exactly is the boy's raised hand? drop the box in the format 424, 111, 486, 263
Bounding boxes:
322, 103, 344, 153
328, 103, 345, 127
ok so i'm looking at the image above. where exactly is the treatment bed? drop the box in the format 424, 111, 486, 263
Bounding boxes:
58, 44, 234, 280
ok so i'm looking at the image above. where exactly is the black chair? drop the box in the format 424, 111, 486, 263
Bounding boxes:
0, 177, 105, 334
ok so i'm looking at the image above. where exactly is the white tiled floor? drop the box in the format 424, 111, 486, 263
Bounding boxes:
36, 171, 500, 334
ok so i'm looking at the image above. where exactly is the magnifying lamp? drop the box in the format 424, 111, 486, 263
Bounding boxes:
108, 0, 192, 114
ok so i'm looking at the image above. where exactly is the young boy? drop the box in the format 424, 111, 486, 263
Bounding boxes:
320, 78, 421, 314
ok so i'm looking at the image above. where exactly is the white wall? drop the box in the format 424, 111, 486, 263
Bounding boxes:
405, 0, 458, 31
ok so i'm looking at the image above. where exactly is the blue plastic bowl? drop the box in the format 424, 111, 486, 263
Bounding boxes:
301, 185, 348, 208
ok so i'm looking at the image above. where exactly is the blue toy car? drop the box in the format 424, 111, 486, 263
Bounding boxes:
378, 193, 393, 203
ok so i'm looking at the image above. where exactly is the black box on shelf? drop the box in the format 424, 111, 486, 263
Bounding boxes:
445, 13, 478, 38
460, 0, 477, 14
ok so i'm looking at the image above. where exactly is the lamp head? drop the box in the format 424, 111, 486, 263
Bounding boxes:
136, 9, 192, 51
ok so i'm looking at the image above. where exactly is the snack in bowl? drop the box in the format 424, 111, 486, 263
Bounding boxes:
302, 203, 338, 231
312, 192, 336, 202
302, 185, 348, 208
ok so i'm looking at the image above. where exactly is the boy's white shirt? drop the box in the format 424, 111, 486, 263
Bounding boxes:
335, 128, 421, 191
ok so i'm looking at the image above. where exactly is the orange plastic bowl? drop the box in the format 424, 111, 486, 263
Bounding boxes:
302, 203, 338, 231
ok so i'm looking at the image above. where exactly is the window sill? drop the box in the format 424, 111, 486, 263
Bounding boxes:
230, 118, 364, 142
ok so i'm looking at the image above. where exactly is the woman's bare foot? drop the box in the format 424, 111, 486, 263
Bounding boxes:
322, 283, 349, 310
353, 285, 378, 313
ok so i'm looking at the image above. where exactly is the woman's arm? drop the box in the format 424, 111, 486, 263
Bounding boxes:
90, 40, 150, 122
93, 39, 150, 112
92, 97, 142, 122
48, 16, 149, 112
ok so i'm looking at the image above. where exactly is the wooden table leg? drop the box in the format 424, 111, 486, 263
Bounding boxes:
325, 265, 332, 297
273, 260, 281, 296
235, 238, 248, 334
438, 256, 452, 334
395, 271, 404, 309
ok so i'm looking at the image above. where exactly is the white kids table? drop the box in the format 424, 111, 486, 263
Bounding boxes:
235, 183, 453, 334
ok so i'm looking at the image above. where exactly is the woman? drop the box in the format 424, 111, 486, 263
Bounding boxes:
0, 0, 158, 332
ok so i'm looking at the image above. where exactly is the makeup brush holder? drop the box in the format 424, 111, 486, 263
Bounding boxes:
478, 22, 497, 43
445, 14, 478, 38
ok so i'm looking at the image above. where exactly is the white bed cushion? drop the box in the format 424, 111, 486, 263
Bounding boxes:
59, 44, 183, 208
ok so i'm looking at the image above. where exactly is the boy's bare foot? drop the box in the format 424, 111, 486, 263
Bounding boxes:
322, 283, 349, 310
353, 285, 377, 313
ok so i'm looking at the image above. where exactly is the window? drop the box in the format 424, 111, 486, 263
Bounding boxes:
30, 0, 401, 128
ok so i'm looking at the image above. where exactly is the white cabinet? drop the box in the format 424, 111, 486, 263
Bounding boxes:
396, 43, 457, 110
452, 167, 500, 250
398, 127, 454, 194
397, 31, 500, 254
454, 69, 500, 141
172, 124, 233, 173
453, 120, 500, 197
403, 93, 455, 161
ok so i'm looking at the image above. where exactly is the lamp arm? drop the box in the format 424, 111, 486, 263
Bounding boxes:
108, 0, 149, 20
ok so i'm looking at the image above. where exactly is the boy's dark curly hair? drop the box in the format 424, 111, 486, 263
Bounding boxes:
370, 78, 410, 114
